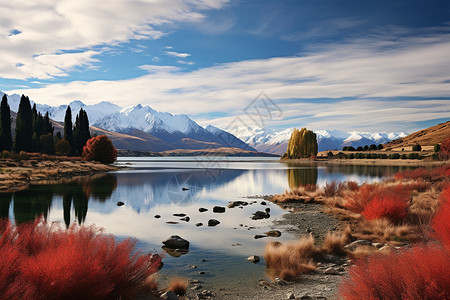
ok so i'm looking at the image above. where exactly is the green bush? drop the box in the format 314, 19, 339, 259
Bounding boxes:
401, 154, 407, 159
348, 153, 355, 159
412, 144, 422, 151
380, 154, 388, 159
357, 146, 364, 151
355, 153, 365, 159
364, 145, 369, 151
377, 144, 384, 150
389, 153, 400, 159
434, 144, 441, 152
407, 153, 420, 159
369, 144, 377, 150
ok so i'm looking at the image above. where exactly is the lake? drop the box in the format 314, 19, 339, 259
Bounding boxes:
0, 157, 416, 290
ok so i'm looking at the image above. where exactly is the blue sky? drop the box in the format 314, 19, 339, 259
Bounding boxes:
1, 0, 449, 133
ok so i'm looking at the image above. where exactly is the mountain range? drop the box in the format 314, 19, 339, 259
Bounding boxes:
230, 127, 407, 155
1, 91, 408, 155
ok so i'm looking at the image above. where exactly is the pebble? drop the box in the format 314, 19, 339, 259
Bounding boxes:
116, 201, 124, 206
180, 216, 190, 222
324, 267, 339, 275
199, 271, 206, 275
173, 213, 186, 217
188, 265, 197, 268
154, 215, 161, 218
287, 292, 296, 299
199, 208, 208, 212
254, 234, 266, 239
195, 222, 203, 227
208, 219, 220, 226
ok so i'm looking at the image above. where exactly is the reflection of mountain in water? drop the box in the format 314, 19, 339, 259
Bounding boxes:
112, 168, 246, 210
5, 174, 117, 226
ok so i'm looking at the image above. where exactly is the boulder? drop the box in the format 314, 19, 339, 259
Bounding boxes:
162, 235, 190, 249
199, 208, 208, 213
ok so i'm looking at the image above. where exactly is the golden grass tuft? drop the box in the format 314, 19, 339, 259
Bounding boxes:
349, 245, 379, 259
264, 236, 318, 281
167, 277, 188, 296
321, 226, 351, 256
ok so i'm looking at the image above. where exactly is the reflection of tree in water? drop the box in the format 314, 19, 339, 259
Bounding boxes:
286, 167, 318, 189
0, 194, 12, 219
82, 174, 117, 202
13, 186, 53, 224
5, 173, 117, 227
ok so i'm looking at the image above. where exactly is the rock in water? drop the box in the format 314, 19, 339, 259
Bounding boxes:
213, 206, 226, 213
247, 255, 260, 263
162, 235, 190, 249
208, 219, 220, 226
116, 201, 124, 206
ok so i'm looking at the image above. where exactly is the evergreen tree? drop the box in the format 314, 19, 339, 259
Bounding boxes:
44, 112, 54, 135
73, 108, 91, 156
64, 106, 74, 155
14, 95, 33, 153
0, 94, 12, 152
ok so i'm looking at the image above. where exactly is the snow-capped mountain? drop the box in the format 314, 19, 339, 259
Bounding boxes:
234, 127, 407, 155
2, 92, 121, 124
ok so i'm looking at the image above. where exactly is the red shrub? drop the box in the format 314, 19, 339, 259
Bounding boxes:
361, 194, 409, 223
82, 135, 117, 164
340, 245, 450, 300
432, 185, 450, 249
441, 137, 450, 156
0, 219, 161, 300
345, 184, 410, 223
344, 184, 377, 213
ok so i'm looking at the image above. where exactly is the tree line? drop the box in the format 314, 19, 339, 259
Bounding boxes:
0, 94, 91, 156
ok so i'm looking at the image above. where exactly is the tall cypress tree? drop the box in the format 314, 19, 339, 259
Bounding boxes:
64, 106, 74, 155
73, 108, 91, 156
14, 95, 33, 153
0, 94, 12, 151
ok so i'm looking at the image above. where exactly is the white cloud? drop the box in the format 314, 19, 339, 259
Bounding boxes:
166, 51, 191, 58
0, 0, 229, 79
5, 26, 450, 131
177, 60, 195, 65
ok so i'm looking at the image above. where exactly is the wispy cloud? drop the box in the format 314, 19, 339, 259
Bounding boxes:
0, 0, 229, 79
165, 51, 191, 58
6, 26, 450, 132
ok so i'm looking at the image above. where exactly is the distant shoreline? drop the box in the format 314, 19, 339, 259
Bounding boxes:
281, 157, 448, 166
0, 158, 117, 193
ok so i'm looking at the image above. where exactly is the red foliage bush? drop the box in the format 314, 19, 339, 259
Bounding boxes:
340, 245, 450, 300
344, 183, 377, 213
432, 185, 450, 249
82, 135, 117, 164
345, 184, 410, 223
441, 136, 450, 156
0, 219, 161, 300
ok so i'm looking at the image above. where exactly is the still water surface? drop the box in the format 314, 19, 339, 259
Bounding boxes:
0, 157, 416, 288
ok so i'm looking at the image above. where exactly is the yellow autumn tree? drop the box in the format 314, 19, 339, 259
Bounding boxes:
283, 128, 318, 159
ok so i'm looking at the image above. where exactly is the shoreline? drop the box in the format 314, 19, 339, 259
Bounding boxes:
282, 157, 448, 166
0, 158, 118, 193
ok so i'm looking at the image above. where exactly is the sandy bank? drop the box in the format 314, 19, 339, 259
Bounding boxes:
0, 158, 118, 193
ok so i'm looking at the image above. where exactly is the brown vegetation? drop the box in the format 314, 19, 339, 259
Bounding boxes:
166, 278, 188, 296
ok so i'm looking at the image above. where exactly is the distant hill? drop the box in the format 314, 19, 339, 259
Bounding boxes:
385, 121, 450, 149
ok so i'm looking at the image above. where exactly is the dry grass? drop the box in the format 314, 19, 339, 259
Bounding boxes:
349, 245, 379, 259
167, 278, 188, 296
355, 219, 416, 244
321, 226, 351, 256
264, 236, 318, 281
